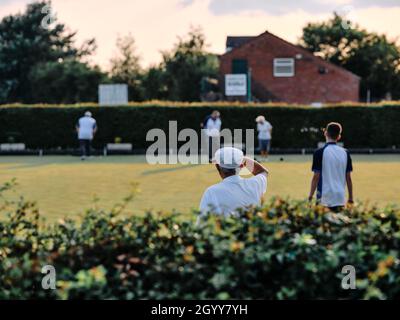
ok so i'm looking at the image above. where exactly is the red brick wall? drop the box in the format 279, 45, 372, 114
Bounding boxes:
220, 33, 360, 104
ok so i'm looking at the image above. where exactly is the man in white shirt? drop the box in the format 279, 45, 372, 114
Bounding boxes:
198, 147, 269, 223
308, 122, 354, 212
201, 110, 222, 162
255, 115, 273, 159
76, 111, 97, 160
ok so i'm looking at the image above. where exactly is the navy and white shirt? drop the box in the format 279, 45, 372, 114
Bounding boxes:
312, 142, 353, 207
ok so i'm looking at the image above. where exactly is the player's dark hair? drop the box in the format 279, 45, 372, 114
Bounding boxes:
222, 167, 237, 174
325, 122, 342, 140
218, 166, 238, 177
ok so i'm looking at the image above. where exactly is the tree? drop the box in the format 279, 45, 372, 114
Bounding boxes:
160, 27, 219, 101
300, 13, 400, 101
141, 65, 168, 101
110, 34, 143, 101
0, 1, 96, 103
29, 59, 106, 103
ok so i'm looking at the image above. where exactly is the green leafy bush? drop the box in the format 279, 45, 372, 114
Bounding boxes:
0, 183, 399, 300
0, 103, 400, 149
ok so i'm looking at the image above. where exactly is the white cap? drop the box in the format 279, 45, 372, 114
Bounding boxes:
214, 147, 244, 169
256, 115, 265, 123
85, 111, 92, 117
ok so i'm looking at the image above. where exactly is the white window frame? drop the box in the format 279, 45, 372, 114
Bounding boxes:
273, 58, 295, 77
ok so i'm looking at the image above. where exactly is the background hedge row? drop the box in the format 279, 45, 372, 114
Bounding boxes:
1, 103, 400, 150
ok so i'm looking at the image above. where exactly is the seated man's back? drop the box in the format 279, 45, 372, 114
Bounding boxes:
198, 147, 269, 222
200, 173, 267, 217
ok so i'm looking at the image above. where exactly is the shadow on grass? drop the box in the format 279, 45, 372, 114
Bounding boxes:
141, 164, 200, 176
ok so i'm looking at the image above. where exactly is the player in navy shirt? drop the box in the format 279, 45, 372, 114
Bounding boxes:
308, 122, 354, 211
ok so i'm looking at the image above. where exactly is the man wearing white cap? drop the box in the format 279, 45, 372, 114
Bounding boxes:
201, 110, 222, 162
198, 147, 269, 223
76, 111, 97, 160
255, 115, 273, 159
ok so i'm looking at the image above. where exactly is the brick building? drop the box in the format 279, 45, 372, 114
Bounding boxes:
220, 31, 360, 104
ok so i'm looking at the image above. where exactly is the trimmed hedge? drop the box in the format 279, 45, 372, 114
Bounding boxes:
0, 182, 400, 300
1, 103, 400, 149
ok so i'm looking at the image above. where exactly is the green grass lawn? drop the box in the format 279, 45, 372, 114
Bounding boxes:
0, 155, 399, 222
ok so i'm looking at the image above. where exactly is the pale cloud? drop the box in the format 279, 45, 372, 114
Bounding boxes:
352, 0, 399, 8
0, 0, 28, 18
179, 0, 194, 7
208, 0, 330, 15
190, 0, 400, 15
0, 0, 27, 5
0, 0, 400, 69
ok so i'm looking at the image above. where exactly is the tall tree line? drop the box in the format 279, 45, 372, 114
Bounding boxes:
300, 13, 400, 101
0, 1, 103, 103
0, 1, 218, 103
1, 2, 399, 103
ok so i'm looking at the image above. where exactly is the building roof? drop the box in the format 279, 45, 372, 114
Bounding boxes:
223, 31, 360, 79
226, 36, 256, 50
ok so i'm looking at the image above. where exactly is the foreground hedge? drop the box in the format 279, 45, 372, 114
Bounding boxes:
0, 184, 399, 299
1, 103, 400, 149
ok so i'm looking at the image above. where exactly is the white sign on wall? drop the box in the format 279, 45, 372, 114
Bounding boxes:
99, 84, 128, 106
225, 74, 247, 96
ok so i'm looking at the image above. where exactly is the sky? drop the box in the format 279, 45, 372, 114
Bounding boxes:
1, 0, 400, 70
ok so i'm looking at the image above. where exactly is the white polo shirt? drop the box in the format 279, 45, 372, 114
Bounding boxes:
198, 173, 267, 221
257, 121, 273, 140
77, 116, 97, 140
312, 142, 353, 207
205, 118, 222, 137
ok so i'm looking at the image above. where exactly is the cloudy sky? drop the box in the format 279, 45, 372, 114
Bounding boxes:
1, 0, 400, 70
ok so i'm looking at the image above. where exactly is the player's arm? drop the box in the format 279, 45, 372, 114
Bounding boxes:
93, 123, 98, 135
76, 123, 80, 133
308, 172, 320, 201
346, 151, 354, 204
197, 190, 213, 225
309, 149, 322, 202
242, 156, 269, 176
346, 172, 354, 204
200, 116, 209, 129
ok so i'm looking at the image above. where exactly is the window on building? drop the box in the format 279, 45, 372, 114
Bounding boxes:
232, 59, 248, 74
273, 58, 295, 77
